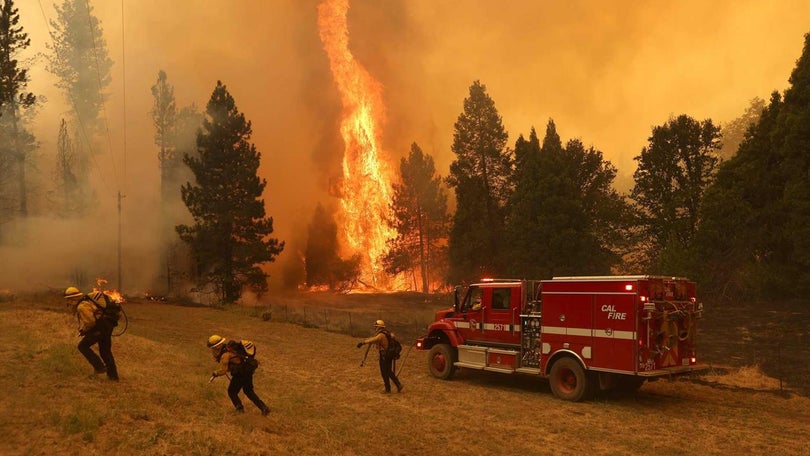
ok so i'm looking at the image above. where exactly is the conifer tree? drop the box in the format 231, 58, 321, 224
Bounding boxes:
49, 118, 78, 217
150, 70, 177, 208
506, 120, 630, 278
446, 81, 511, 282
384, 143, 449, 292
696, 33, 810, 298
504, 127, 543, 276
47, 0, 111, 210
719, 97, 765, 160
304, 203, 360, 291
0, 0, 36, 217
177, 81, 284, 302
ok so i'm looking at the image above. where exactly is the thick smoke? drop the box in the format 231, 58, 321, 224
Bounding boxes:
1, 1, 808, 294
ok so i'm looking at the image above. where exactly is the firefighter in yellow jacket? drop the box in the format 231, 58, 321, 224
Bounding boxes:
64, 286, 119, 381
207, 335, 270, 415
356, 320, 402, 393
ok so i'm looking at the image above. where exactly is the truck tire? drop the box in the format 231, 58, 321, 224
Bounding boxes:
549, 357, 592, 401
428, 344, 456, 380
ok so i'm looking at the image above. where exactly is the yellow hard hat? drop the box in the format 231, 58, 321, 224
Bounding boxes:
64, 287, 82, 299
241, 340, 256, 356
374, 319, 386, 328
207, 334, 226, 349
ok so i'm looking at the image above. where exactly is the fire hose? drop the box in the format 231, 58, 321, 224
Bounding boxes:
358, 340, 414, 377
112, 307, 128, 337
396, 343, 415, 377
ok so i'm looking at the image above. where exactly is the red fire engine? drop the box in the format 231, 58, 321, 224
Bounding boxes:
415, 276, 707, 401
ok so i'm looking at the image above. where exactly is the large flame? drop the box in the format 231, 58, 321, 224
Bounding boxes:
94, 278, 125, 303
318, 0, 396, 288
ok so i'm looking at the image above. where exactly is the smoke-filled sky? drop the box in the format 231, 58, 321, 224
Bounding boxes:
4, 0, 810, 292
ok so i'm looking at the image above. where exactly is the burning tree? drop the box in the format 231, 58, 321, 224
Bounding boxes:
317, 0, 396, 288
176, 81, 284, 303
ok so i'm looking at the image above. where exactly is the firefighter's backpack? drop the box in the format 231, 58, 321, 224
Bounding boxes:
88, 293, 122, 327
228, 340, 259, 375
384, 332, 402, 360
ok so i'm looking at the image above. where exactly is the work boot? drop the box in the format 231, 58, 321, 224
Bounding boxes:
396, 383, 403, 393
261, 406, 270, 416
235, 405, 245, 414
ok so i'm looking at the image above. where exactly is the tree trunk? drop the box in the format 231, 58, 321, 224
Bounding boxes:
417, 208, 428, 293
11, 108, 27, 217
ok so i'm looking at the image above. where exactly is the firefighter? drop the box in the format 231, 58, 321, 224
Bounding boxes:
356, 320, 403, 393
64, 286, 119, 381
207, 334, 270, 415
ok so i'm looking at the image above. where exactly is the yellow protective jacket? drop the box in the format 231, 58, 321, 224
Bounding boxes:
75, 298, 102, 333
212, 349, 243, 377
362, 329, 394, 353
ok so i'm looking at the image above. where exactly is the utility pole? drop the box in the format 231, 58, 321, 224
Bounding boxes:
118, 190, 124, 290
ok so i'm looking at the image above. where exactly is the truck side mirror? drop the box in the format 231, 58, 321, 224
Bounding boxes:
453, 286, 461, 311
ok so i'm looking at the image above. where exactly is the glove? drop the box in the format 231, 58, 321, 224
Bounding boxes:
78, 329, 86, 337
356, 342, 363, 348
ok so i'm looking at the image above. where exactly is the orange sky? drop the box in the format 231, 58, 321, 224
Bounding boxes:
5, 0, 810, 291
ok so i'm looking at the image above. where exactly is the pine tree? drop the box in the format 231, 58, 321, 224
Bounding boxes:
176, 81, 284, 302
150, 70, 177, 208
696, 33, 810, 298
446, 80, 511, 282
47, 0, 112, 192
719, 97, 765, 160
504, 127, 543, 276
384, 143, 449, 292
0, 0, 36, 217
631, 114, 720, 271
304, 203, 360, 291
50, 118, 78, 217
506, 120, 630, 278
150, 70, 183, 294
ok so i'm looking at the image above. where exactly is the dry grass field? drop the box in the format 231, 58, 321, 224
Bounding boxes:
0, 291, 808, 455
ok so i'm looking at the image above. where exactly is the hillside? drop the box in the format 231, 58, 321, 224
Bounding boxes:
0, 292, 808, 455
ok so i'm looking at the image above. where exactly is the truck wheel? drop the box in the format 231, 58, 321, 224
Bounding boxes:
428, 344, 456, 380
549, 357, 591, 401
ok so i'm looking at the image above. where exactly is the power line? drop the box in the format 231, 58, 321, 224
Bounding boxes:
84, 0, 120, 185
119, 0, 127, 291
120, 0, 127, 188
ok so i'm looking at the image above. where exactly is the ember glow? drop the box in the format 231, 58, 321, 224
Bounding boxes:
317, 0, 396, 288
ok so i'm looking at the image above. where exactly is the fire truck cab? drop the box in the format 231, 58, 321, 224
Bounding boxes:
416, 276, 706, 401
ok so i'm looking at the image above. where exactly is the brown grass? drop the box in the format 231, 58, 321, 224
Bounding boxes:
0, 293, 808, 455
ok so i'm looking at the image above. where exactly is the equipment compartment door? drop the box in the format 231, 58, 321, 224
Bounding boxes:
592, 293, 636, 372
